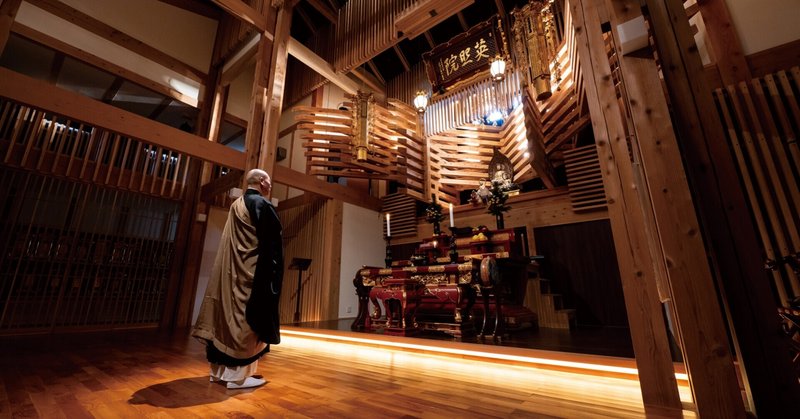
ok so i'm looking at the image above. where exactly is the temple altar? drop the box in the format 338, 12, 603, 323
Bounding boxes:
351, 227, 538, 339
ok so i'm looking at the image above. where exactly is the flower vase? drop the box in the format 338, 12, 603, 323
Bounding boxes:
433, 221, 441, 236
495, 214, 504, 230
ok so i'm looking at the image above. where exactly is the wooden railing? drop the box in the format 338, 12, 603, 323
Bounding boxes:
0, 99, 192, 201
713, 66, 800, 306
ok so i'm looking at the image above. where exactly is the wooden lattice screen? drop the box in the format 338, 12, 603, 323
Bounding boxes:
563, 144, 606, 212
713, 66, 800, 306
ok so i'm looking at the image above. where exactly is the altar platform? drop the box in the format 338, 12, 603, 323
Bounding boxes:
284, 320, 688, 385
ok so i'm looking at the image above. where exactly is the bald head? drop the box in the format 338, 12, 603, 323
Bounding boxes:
245, 168, 271, 195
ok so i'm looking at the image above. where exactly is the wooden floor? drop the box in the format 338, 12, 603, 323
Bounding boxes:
0, 327, 695, 418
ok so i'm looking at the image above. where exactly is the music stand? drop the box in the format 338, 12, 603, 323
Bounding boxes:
289, 257, 312, 323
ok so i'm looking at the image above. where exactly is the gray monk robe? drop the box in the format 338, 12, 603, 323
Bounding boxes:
192, 189, 283, 370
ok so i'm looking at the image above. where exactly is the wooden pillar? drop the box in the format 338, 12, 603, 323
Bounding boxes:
0, 0, 22, 53
695, 0, 751, 85
257, 4, 292, 177
600, 1, 746, 416
569, 0, 681, 413
161, 16, 231, 329
643, 0, 800, 415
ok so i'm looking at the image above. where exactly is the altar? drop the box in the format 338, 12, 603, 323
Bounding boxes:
351, 227, 538, 339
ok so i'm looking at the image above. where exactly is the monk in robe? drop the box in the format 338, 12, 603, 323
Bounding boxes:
193, 168, 284, 389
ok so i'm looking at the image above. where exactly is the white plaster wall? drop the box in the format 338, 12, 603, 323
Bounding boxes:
227, 61, 255, 122
16, 1, 212, 104
338, 203, 385, 319
58, 0, 216, 72
726, 0, 800, 55
191, 206, 228, 324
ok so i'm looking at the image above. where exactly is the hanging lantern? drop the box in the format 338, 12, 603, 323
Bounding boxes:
413, 90, 428, 113
490, 55, 507, 81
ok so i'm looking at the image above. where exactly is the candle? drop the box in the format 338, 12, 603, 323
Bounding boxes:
386, 213, 391, 237
449, 203, 454, 227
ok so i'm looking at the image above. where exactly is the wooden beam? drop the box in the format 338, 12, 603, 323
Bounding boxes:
149, 97, 174, 120
220, 33, 259, 86
13, 23, 197, 106
224, 111, 248, 128
695, 0, 751, 85
220, 127, 245, 145
457, 12, 469, 31
605, 0, 745, 416
0, 67, 245, 169
296, 6, 317, 35
200, 169, 244, 202
424, 31, 436, 49
305, 0, 337, 25
350, 66, 386, 95
645, 0, 800, 414
0, 0, 22, 54
101, 77, 124, 103
569, 0, 682, 414
47, 52, 64, 84
287, 36, 359, 94
366, 59, 386, 85
393, 44, 411, 72
273, 165, 381, 210
494, 0, 507, 21
27, 0, 207, 84
211, 0, 269, 34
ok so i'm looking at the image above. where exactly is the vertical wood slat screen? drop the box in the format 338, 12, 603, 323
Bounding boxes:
0, 167, 179, 334
0, 99, 191, 201
277, 198, 329, 323
334, 0, 415, 73
713, 66, 800, 306
423, 71, 523, 137
387, 62, 431, 106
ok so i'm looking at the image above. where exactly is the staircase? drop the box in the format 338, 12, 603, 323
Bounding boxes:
527, 274, 576, 329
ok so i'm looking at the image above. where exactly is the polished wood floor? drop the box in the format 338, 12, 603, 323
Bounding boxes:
0, 328, 695, 418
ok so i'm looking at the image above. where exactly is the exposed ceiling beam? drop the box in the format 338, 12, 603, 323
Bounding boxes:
149, 97, 174, 119
0, 67, 245, 169
211, 0, 269, 36
101, 77, 124, 103
287, 36, 360, 94
494, 0, 507, 21
28, 0, 207, 84
13, 23, 197, 106
0, 0, 23, 54
224, 112, 248, 128
220, 33, 259, 85
220, 127, 246, 145
424, 31, 436, 49
304, 0, 337, 25
457, 12, 469, 31
366, 59, 385, 85
350, 66, 386, 95
392, 44, 411, 72
296, 6, 317, 35
157, 0, 221, 19
47, 52, 64, 84
200, 169, 244, 202
272, 165, 381, 210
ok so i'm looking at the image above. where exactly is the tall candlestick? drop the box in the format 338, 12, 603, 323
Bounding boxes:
449, 203, 454, 228
386, 213, 391, 237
